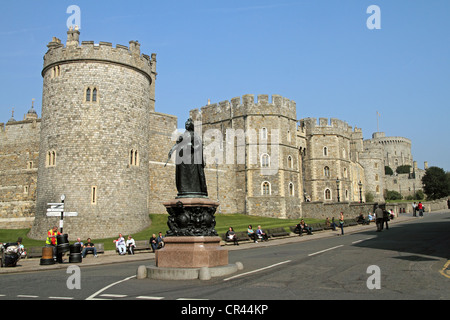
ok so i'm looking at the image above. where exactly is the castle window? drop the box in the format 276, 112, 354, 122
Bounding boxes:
91, 186, 97, 205
261, 128, 268, 140
130, 149, 139, 166
287, 156, 293, 169
27, 161, 33, 169
46, 150, 56, 167
344, 168, 348, 178
325, 188, 331, 200
51, 65, 61, 78
85, 87, 99, 103
323, 147, 328, 156
261, 181, 271, 195
261, 153, 270, 168
287, 130, 291, 143
289, 182, 294, 196
324, 166, 330, 177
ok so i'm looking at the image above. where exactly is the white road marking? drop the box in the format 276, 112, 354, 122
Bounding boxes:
223, 260, 292, 281
85, 275, 136, 300
99, 294, 128, 298
308, 245, 344, 257
137, 296, 165, 300
17, 295, 39, 298
49, 296, 74, 300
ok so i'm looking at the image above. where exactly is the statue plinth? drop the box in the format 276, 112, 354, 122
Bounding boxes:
155, 236, 228, 268
163, 198, 219, 237
156, 197, 228, 269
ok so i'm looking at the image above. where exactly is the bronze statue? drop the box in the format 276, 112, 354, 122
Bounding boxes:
166, 118, 208, 198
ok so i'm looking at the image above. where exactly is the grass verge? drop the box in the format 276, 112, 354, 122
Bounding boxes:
0, 214, 321, 251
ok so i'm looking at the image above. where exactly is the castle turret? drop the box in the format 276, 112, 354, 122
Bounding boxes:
29, 29, 157, 240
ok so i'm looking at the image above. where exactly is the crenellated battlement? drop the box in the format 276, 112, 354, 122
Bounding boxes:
300, 117, 362, 137
191, 94, 297, 123
42, 28, 156, 81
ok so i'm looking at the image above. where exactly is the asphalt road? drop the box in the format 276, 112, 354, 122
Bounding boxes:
1, 211, 449, 305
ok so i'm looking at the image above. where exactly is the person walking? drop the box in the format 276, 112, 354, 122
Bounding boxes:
375, 205, 384, 232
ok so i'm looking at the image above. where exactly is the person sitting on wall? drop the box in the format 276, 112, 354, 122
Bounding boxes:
156, 232, 165, 249
256, 225, 269, 241
150, 233, 158, 252
326, 217, 337, 231
114, 233, 126, 255
247, 225, 258, 243
225, 227, 239, 245
357, 213, 370, 225
300, 219, 313, 235
82, 238, 98, 258
126, 235, 136, 255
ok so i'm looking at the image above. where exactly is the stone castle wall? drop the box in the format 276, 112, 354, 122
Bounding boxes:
0, 118, 40, 222
29, 30, 156, 240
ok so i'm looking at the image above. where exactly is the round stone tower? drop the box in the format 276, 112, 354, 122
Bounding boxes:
29, 28, 157, 240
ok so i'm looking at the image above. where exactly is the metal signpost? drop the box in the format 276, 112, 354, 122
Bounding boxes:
46, 195, 78, 233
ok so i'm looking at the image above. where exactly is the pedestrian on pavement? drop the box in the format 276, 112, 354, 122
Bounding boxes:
338, 212, 344, 235
45, 226, 61, 259
375, 205, 384, 232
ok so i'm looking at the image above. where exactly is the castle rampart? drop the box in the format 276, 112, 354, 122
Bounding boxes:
42, 30, 155, 84
191, 94, 297, 125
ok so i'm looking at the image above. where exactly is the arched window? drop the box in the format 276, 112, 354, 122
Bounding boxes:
261, 127, 268, 140
46, 150, 56, 167
85, 87, 99, 103
129, 149, 139, 166
261, 153, 270, 168
287, 155, 293, 169
262, 181, 271, 195
289, 182, 294, 196
325, 188, 331, 200
324, 166, 330, 177
323, 147, 328, 156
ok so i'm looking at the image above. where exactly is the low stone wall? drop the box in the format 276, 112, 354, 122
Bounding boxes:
301, 201, 375, 220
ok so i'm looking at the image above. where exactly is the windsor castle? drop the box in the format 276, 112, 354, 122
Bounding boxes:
0, 29, 428, 239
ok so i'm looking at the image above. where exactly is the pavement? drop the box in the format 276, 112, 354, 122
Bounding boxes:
0, 213, 420, 275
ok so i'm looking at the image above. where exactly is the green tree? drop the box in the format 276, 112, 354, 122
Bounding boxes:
396, 165, 411, 174
385, 190, 402, 201
385, 166, 393, 175
421, 166, 450, 200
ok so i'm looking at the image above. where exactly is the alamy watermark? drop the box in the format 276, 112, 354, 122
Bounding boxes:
67, 5, 81, 30
66, 265, 81, 290
367, 5, 381, 30
170, 121, 280, 175
366, 265, 381, 289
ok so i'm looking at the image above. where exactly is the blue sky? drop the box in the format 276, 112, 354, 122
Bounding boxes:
1, 0, 449, 171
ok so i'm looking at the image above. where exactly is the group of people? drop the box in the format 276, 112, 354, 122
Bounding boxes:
225, 225, 269, 245
324, 212, 345, 235
113, 234, 139, 255
412, 202, 424, 217
149, 232, 165, 252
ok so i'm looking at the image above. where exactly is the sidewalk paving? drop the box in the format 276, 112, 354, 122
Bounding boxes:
0, 214, 418, 275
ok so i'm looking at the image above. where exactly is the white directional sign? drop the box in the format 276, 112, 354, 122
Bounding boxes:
46, 196, 78, 232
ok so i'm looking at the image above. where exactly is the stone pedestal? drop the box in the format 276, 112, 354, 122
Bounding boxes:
155, 236, 228, 268
163, 198, 219, 237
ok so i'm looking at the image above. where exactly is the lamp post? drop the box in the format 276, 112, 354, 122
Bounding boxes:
336, 178, 340, 203
358, 180, 363, 203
